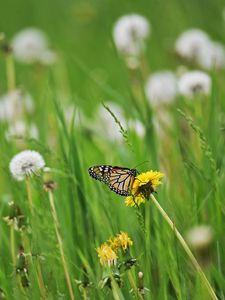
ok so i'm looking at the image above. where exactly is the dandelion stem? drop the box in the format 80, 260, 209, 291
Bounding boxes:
48, 191, 75, 300
24, 181, 46, 298
127, 271, 144, 300
6, 54, 16, 92
10, 226, 16, 266
25, 177, 33, 215
36, 259, 46, 299
150, 194, 218, 300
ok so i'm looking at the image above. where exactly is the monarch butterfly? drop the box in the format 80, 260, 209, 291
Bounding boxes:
88, 165, 137, 196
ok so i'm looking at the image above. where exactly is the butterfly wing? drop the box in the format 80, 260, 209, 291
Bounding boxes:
108, 167, 136, 196
88, 165, 113, 184
88, 165, 136, 196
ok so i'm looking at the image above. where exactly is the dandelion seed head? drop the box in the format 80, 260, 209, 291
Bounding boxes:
175, 29, 210, 61
145, 71, 177, 106
11, 28, 48, 63
9, 150, 45, 181
186, 225, 213, 250
197, 41, 225, 69
5, 121, 39, 141
11, 28, 56, 65
113, 14, 150, 57
0, 90, 34, 123
178, 71, 211, 97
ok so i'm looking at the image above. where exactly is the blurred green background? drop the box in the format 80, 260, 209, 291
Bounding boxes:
1, 0, 225, 110
1, 0, 225, 299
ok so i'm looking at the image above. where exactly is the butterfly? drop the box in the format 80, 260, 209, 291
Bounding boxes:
88, 165, 137, 196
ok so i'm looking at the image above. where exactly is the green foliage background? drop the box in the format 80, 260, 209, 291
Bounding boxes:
0, 0, 225, 299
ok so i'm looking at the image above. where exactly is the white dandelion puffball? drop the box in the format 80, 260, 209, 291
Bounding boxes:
196, 41, 225, 69
145, 71, 177, 106
9, 150, 45, 181
11, 28, 56, 65
186, 225, 213, 250
175, 29, 210, 60
113, 14, 150, 57
0, 90, 34, 122
5, 121, 39, 141
178, 71, 211, 97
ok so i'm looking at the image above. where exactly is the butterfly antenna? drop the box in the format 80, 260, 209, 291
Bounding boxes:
132, 160, 151, 170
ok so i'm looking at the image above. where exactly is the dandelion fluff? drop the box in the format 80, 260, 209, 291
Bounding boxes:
113, 14, 150, 57
11, 28, 56, 65
5, 121, 39, 141
197, 41, 225, 69
175, 29, 210, 60
178, 71, 211, 97
9, 150, 45, 181
186, 225, 213, 250
0, 90, 34, 122
11, 28, 48, 63
145, 71, 177, 106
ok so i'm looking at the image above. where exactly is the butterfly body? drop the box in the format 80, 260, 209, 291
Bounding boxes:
88, 165, 137, 196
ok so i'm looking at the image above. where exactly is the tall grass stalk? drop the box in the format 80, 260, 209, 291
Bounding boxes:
10, 226, 16, 266
10, 227, 25, 299
35, 259, 46, 300
150, 194, 218, 300
127, 270, 144, 300
5, 53, 16, 92
24, 178, 46, 298
48, 190, 75, 300
25, 178, 34, 215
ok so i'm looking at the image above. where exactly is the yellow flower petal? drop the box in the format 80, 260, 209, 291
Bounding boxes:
125, 171, 164, 207
115, 231, 133, 251
96, 243, 118, 266
125, 195, 146, 207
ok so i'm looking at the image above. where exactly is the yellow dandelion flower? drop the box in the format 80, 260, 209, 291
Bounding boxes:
107, 238, 120, 252
115, 231, 133, 251
96, 243, 118, 266
125, 171, 164, 207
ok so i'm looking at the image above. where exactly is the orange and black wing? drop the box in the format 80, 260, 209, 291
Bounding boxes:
88, 165, 113, 184
108, 167, 136, 196
88, 165, 136, 196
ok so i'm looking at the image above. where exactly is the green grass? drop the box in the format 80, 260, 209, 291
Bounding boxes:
1, 0, 225, 299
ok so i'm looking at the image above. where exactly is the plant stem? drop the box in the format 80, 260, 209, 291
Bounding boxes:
6, 54, 16, 92
150, 194, 218, 300
25, 177, 33, 215
10, 226, 16, 266
36, 259, 46, 299
24, 180, 46, 298
127, 270, 144, 300
48, 191, 75, 300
